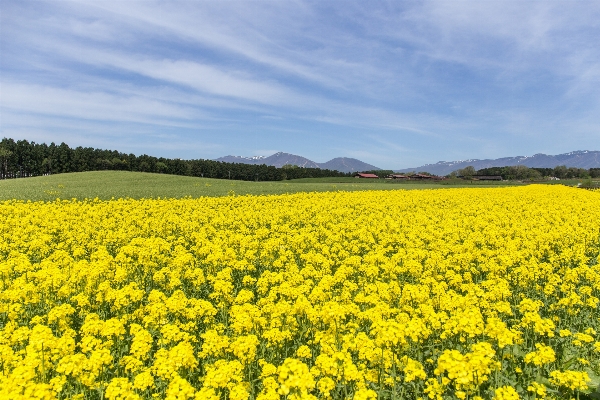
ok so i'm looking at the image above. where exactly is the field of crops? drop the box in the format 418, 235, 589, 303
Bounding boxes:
0, 171, 520, 202
1, 186, 599, 400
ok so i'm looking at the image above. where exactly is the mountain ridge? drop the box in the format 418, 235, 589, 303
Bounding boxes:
215, 152, 380, 173
395, 150, 600, 175
215, 150, 600, 175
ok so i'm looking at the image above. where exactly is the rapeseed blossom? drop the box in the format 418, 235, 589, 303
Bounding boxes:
1, 186, 599, 399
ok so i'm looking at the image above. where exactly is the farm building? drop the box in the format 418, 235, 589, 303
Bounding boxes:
388, 174, 409, 179
354, 173, 379, 178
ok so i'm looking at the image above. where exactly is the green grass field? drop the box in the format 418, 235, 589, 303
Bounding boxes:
0, 171, 578, 201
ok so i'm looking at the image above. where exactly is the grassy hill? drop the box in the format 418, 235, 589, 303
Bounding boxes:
0, 171, 525, 201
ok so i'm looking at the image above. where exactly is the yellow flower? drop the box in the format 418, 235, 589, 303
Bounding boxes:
424, 378, 445, 400
353, 388, 377, 400
166, 374, 196, 400
527, 382, 547, 398
524, 343, 555, 366
105, 377, 140, 400
317, 377, 335, 397
549, 370, 590, 391
296, 345, 312, 359
277, 358, 315, 397
229, 335, 259, 364
401, 356, 427, 382
229, 383, 250, 400
493, 386, 520, 400
434, 342, 498, 392
194, 387, 219, 400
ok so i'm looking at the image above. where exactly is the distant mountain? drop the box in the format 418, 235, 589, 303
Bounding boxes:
215, 152, 319, 168
319, 157, 380, 173
214, 152, 380, 173
262, 152, 320, 168
396, 150, 600, 176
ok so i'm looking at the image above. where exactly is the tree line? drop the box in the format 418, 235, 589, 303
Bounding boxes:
454, 165, 600, 180
0, 138, 352, 181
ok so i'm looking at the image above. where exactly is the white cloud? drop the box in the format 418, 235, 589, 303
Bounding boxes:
1, 82, 201, 125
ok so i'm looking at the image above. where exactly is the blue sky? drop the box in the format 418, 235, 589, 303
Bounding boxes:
1, 1, 599, 169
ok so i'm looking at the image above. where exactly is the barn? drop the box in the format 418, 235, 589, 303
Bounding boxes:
354, 173, 379, 178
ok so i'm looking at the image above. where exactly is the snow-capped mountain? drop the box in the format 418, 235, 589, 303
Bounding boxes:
215, 152, 380, 173
395, 151, 600, 176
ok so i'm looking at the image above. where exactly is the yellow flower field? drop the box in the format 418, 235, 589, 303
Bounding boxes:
1, 186, 599, 400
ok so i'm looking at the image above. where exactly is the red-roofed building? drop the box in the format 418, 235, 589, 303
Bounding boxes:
354, 173, 379, 178
388, 174, 409, 179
